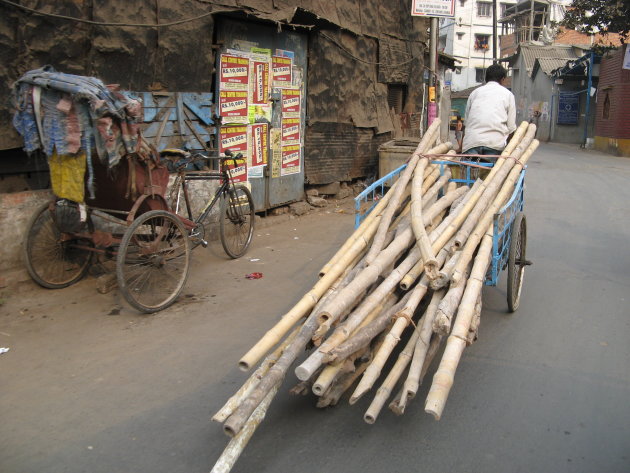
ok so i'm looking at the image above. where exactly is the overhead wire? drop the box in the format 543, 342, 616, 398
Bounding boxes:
0, 0, 226, 28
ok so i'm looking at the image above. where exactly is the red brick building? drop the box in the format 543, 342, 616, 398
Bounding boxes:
594, 45, 630, 157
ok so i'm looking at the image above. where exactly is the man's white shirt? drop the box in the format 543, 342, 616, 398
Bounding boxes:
462, 81, 517, 152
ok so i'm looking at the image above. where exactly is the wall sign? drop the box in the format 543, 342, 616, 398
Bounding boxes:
557, 93, 579, 125
411, 0, 455, 18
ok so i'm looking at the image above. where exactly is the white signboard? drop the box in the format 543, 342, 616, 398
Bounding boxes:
411, 0, 455, 18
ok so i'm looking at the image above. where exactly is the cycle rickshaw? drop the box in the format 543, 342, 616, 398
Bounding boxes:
14, 68, 254, 313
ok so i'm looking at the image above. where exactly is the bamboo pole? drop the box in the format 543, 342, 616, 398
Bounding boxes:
313, 186, 464, 330
364, 322, 422, 424
466, 292, 482, 345
451, 138, 539, 285
451, 124, 536, 250
212, 327, 299, 423
312, 294, 398, 395
225, 307, 323, 436
296, 245, 421, 381
422, 167, 452, 208
211, 383, 280, 473
411, 150, 440, 279
430, 251, 461, 290
321, 292, 413, 367
365, 287, 447, 422
318, 176, 402, 278
424, 228, 494, 420
399, 184, 472, 291
432, 264, 470, 337
389, 333, 443, 416
238, 208, 384, 371
401, 122, 530, 285
348, 246, 448, 404
363, 121, 441, 265
397, 288, 447, 412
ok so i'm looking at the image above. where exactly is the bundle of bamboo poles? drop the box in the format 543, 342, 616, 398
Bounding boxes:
210, 119, 539, 473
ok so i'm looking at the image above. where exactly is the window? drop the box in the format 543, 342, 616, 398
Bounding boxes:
500, 2, 510, 17
474, 34, 490, 51
387, 84, 407, 114
460, 0, 466, 6
456, 32, 465, 40
477, 2, 492, 17
455, 66, 462, 74
603, 93, 610, 119
475, 68, 485, 82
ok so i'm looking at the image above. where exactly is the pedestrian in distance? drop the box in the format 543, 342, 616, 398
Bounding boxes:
454, 114, 464, 153
462, 64, 516, 162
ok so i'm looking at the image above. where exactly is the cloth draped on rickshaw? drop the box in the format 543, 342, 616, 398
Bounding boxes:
12, 66, 149, 202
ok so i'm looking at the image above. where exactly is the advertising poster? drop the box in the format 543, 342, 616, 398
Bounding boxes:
281, 117, 300, 144
220, 125, 248, 155
272, 56, 292, 88
220, 54, 250, 90
251, 60, 270, 105
224, 159, 248, 183
270, 128, 282, 178
249, 123, 268, 167
281, 88, 301, 118
281, 144, 301, 176
219, 90, 249, 124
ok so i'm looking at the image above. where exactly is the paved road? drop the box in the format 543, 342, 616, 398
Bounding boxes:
1, 143, 629, 473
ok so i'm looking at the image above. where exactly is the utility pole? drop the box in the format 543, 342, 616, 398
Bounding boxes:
493, 0, 498, 62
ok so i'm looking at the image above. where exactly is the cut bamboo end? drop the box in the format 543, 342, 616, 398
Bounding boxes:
424, 259, 439, 280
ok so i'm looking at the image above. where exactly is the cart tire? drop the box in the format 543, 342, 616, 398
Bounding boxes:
116, 210, 190, 313
219, 185, 254, 259
507, 212, 527, 312
23, 202, 93, 289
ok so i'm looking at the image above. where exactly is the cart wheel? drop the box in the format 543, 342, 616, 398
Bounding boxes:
23, 202, 93, 288
116, 210, 190, 313
507, 212, 527, 312
220, 185, 255, 259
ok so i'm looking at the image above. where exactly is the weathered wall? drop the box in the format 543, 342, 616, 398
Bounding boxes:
0, 0, 216, 150
0, 189, 52, 279
1, 0, 428, 184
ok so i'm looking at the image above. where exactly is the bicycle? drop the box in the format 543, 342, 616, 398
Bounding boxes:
164, 148, 255, 259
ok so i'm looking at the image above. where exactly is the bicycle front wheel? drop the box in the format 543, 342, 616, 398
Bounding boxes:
116, 210, 191, 313
219, 185, 255, 259
23, 202, 93, 288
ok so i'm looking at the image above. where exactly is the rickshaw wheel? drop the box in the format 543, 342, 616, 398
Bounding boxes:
116, 210, 190, 313
220, 185, 255, 259
507, 212, 527, 312
23, 201, 93, 289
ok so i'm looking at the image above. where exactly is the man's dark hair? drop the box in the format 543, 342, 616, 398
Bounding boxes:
485, 64, 507, 83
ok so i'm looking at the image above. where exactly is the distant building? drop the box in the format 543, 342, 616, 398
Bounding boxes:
594, 45, 630, 157
439, 0, 517, 91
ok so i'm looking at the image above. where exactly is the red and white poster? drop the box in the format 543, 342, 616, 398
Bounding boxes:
220, 125, 248, 155
281, 144, 301, 176
281, 117, 300, 144
272, 56, 292, 88
224, 159, 248, 183
249, 123, 268, 167
219, 90, 248, 124
251, 60, 270, 105
281, 88, 301, 118
220, 54, 250, 90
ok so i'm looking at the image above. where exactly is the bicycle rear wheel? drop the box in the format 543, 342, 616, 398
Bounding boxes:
116, 210, 191, 313
219, 185, 255, 259
23, 202, 93, 288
